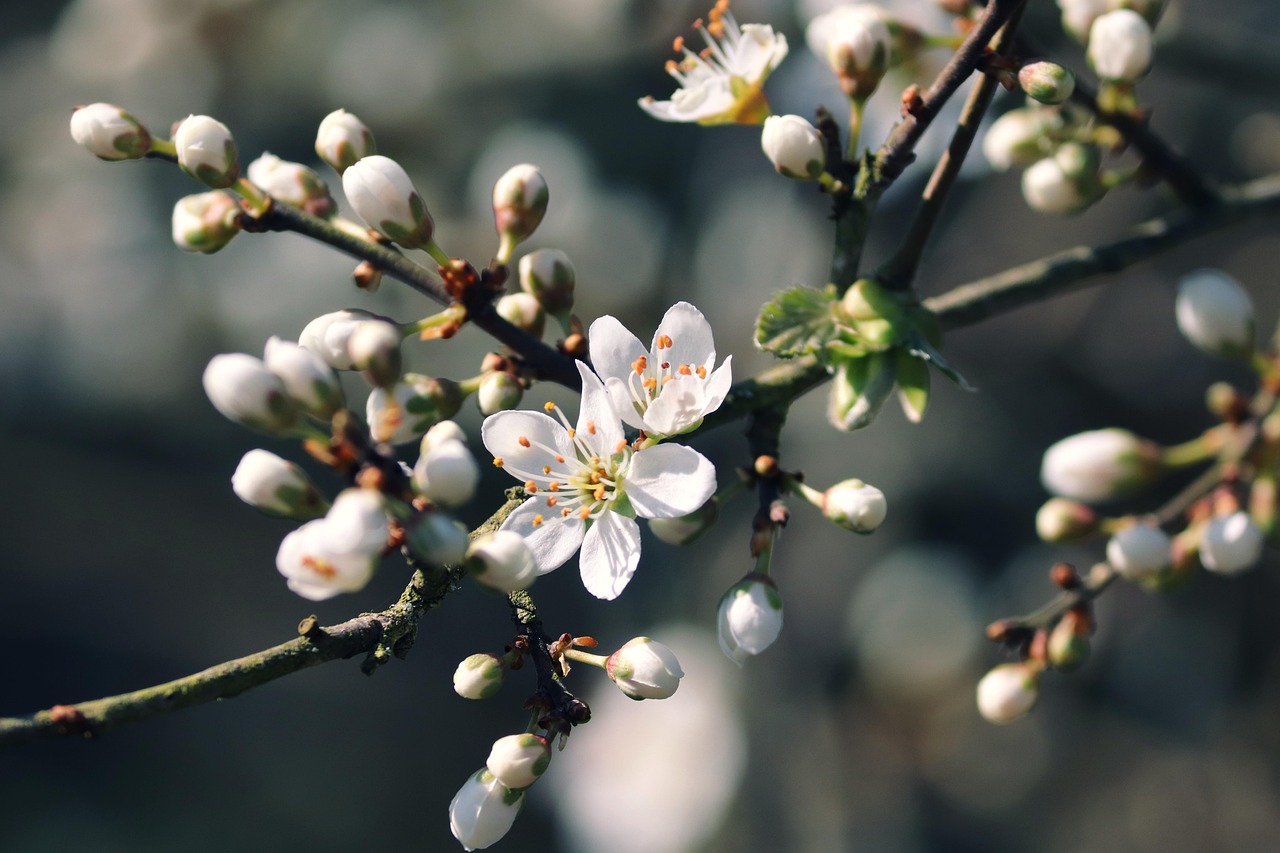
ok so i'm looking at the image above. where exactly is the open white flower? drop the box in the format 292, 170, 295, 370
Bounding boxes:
638, 1, 788, 126
589, 301, 732, 439
481, 362, 716, 600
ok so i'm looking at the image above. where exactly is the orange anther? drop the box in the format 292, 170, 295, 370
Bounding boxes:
542, 465, 552, 475
493, 457, 505, 467
546, 496, 558, 507
672, 36, 685, 53
678, 364, 692, 375
555, 455, 565, 463
518, 436, 531, 448
549, 481, 560, 491
657, 334, 673, 349
302, 556, 337, 579
660, 362, 670, 369
532, 514, 544, 527
525, 480, 538, 493
578, 507, 591, 519
696, 366, 707, 379
544, 402, 556, 412
561, 508, 572, 517
643, 378, 657, 390
593, 485, 607, 500
587, 420, 596, 435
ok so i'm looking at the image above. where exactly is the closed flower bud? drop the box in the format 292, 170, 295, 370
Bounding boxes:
449, 769, 524, 852
976, 662, 1040, 724
413, 437, 480, 507
1175, 269, 1255, 359
476, 371, 523, 416
367, 374, 465, 445
70, 102, 151, 160
1040, 427, 1162, 502
717, 574, 783, 666
606, 637, 684, 700
421, 420, 468, 452
1021, 142, 1103, 214
314, 109, 375, 174
1106, 522, 1172, 580
760, 115, 826, 180
495, 292, 545, 338
263, 336, 344, 419
342, 155, 434, 249
246, 152, 334, 216
406, 511, 469, 566
1087, 9, 1153, 82
466, 531, 538, 593
1047, 610, 1091, 672
822, 479, 887, 533
518, 249, 575, 319
486, 734, 551, 790
1035, 497, 1099, 542
202, 353, 298, 433
346, 320, 403, 388
1200, 511, 1264, 575
174, 114, 240, 189
453, 653, 504, 700
806, 5, 892, 99
299, 308, 381, 370
492, 163, 549, 260
321, 488, 390, 557
1018, 61, 1075, 105
171, 191, 241, 253
1057, 0, 1111, 43
276, 518, 378, 601
231, 449, 327, 519
649, 497, 719, 546
983, 108, 1063, 172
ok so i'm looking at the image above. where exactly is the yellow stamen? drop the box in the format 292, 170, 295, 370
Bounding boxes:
532, 514, 544, 527
546, 496, 558, 507
302, 556, 337, 579
549, 481, 560, 491
593, 485, 606, 500
518, 436, 531, 448
525, 480, 538, 493
493, 457, 505, 467
678, 364, 692, 375
578, 507, 591, 520
542, 465, 552, 475
696, 366, 707, 379
544, 401, 556, 412
587, 420, 596, 435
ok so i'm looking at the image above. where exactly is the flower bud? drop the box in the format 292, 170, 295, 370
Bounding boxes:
263, 336, 344, 419
828, 352, 895, 431
760, 115, 826, 180
492, 163, 549, 259
314, 109, 375, 174
275, 492, 386, 601
1106, 522, 1172, 581
477, 371, 523, 416
466, 531, 538, 593
1035, 497, 1099, 542
976, 662, 1040, 724
821, 479, 887, 533
648, 497, 719, 546
367, 374, 465, 444
1088, 9, 1153, 83
454, 653, 504, 700
231, 449, 327, 519
1017, 61, 1075, 105
422, 419, 468, 452
202, 353, 297, 433
322, 488, 390, 556
1040, 428, 1161, 502
171, 191, 241, 253
413, 437, 480, 507
346, 320, 403, 388
605, 637, 684, 700
449, 769, 524, 852
805, 5, 892, 99
982, 108, 1060, 172
1057, 0, 1111, 43
1175, 269, 1255, 359
405, 511, 469, 567
299, 308, 381, 370
1047, 610, 1091, 672
246, 152, 334, 216
174, 114, 240, 189
1021, 142, 1103, 215
486, 734, 551, 790
717, 574, 783, 666
1200, 511, 1264, 575
342, 155, 434, 249
495, 292, 546, 338
518, 249, 575, 319
70, 102, 151, 161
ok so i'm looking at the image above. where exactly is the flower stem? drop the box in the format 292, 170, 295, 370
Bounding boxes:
562, 648, 608, 668
846, 97, 866, 162
424, 240, 452, 268
233, 177, 272, 216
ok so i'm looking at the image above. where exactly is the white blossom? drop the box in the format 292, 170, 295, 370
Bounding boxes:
822, 478, 887, 533
246, 152, 331, 211
1175, 269, 1255, 359
1021, 143, 1101, 215
70, 102, 150, 160
453, 653, 504, 700
202, 353, 297, 433
606, 637, 684, 700
448, 769, 524, 851
1106, 522, 1172, 580
760, 114, 826, 180
171, 191, 240, 253
174, 114, 240, 188
717, 575, 783, 666
976, 662, 1040, 724
982, 108, 1060, 172
467, 531, 538, 593
1200, 511, 1264, 575
263, 336, 344, 419
805, 3, 892, 97
315, 109, 375, 173
492, 163, 548, 255
231, 449, 326, 518
1087, 9, 1153, 82
414, 436, 480, 507
299, 308, 381, 370
342, 154, 434, 248
275, 489, 388, 600
485, 734, 551, 790
1040, 428, 1160, 503
367, 374, 464, 445
346, 320, 403, 387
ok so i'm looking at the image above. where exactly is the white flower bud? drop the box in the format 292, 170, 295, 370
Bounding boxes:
492, 164, 549, 258
1021, 142, 1102, 215
1200, 511, 1264, 575
1018, 61, 1075, 105
70, 102, 150, 160
821, 479, 887, 533
406, 512, 469, 566
449, 769, 524, 852
976, 662, 1040, 724
342, 155, 434, 248
315, 109, 376, 174
231, 449, 326, 519
275, 516, 379, 601
299, 308, 381, 370
982, 108, 1059, 172
606, 637, 684, 701
367, 374, 465, 445
413, 438, 480, 507
495, 292, 545, 338
263, 336, 344, 419
202, 353, 297, 433
466, 531, 538, 593
1175, 269, 1255, 359
421, 420, 468, 452
1040, 427, 1161, 502
476, 371, 523, 416
761, 115, 826, 180
1057, 0, 1111, 43
453, 653, 504, 700
806, 5, 892, 98
246, 152, 334, 215
518, 249, 575, 317
486, 734, 551, 790
346, 320, 403, 388
1035, 497, 1099, 542
174, 114, 240, 189
648, 497, 719, 546
1106, 522, 1172, 580
1088, 9, 1153, 82
321, 488, 389, 556
717, 574, 783, 666
171, 191, 241, 253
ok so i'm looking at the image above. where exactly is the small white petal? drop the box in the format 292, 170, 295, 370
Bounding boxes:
579, 511, 641, 600
575, 362, 625, 454
625, 444, 717, 519
500, 498, 585, 574
481, 410, 576, 482
653, 301, 716, 370
588, 314, 647, 387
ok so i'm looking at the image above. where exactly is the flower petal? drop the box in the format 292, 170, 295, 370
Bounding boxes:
624, 444, 716, 518
653, 301, 715, 370
481, 410, 576, 483
702, 355, 733, 412
604, 375, 650, 432
576, 361, 625, 454
588, 314, 647, 387
643, 375, 710, 437
578, 511, 641, 600
500, 497, 586, 574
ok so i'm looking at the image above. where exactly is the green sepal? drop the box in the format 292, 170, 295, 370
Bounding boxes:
894, 350, 930, 423
905, 333, 974, 391
827, 353, 895, 431
755, 285, 839, 359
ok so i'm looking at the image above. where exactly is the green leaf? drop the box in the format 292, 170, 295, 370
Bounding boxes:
827, 353, 895, 431
755, 285, 838, 359
894, 350, 930, 423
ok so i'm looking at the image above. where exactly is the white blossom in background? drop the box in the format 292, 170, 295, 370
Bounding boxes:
639, 2, 788, 125
299, 309, 383, 370
717, 575, 784, 666
246, 152, 332, 212
367, 374, 464, 445
805, 3, 892, 97
476, 371, 524, 416
1200, 512, 1264, 575
202, 353, 297, 433
448, 769, 524, 851
1175, 269, 1255, 359
976, 662, 1040, 724
982, 107, 1060, 172
1087, 9, 1153, 82
481, 362, 716, 599
485, 734, 551, 790
413, 428, 480, 507
1040, 427, 1161, 502
466, 531, 538, 594
171, 191, 241, 254
275, 489, 388, 600
346, 320, 404, 388
760, 114, 827, 179
1106, 522, 1172, 580
589, 301, 732, 438
70, 102, 150, 160
1018, 61, 1075, 105
263, 336, 344, 419
1021, 143, 1102, 215
606, 637, 685, 700
315, 108, 376, 174
405, 511, 470, 567
342, 154, 434, 248
1057, 0, 1112, 42
231, 449, 327, 519
173, 114, 240, 189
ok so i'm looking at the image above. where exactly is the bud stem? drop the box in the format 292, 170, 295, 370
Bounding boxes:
1162, 430, 1224, 468
425, 240, 452, 268
233, 177, 272, 216
149, 137, 177, 159
561, 648, 608, 668
405, 304, 468, 338
846, 97, 866, 161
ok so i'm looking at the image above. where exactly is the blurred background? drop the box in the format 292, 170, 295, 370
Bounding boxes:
5, 0, 1280, 850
